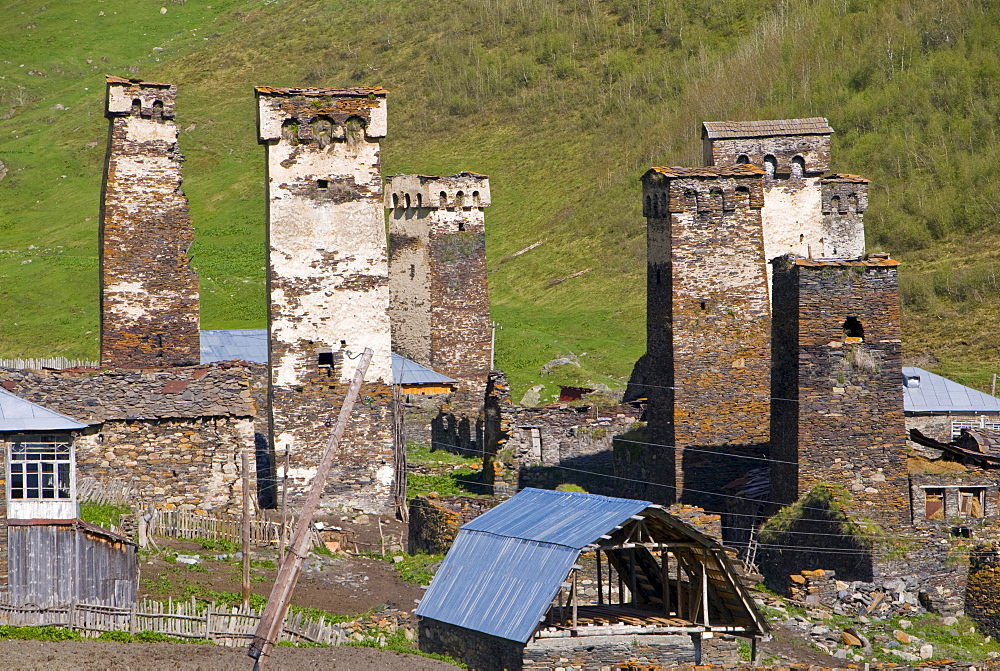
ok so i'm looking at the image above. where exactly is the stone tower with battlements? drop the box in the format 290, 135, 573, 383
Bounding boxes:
386, 173, 492, 406
628, 165, 771, 506
702, 119, 865, 297
256, 86, 397, 514
99, 76, 200, 369
770, 254, 909, 527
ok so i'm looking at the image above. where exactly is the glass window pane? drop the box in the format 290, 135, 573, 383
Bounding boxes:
57, 463, 71, 499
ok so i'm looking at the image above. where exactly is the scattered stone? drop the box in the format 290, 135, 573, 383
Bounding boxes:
942, 615, 958, 625
392, 555, 404, 563
893, 629, 913, 644
919, 643, 934, 659
519, 384, 545, 407
898, 619, 911, 629
841, 631, 862, 647
175, 554, 200, 565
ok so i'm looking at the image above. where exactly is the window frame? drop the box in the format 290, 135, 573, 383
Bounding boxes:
7, 433, 75, 502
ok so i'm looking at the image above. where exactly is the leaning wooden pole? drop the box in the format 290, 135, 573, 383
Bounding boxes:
247, 348, 373, 668
241, 448, 251, 609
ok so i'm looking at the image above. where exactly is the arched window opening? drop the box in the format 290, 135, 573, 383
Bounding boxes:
791, 156, 805, 178
281, 118, 299, 142
439, 191, 448, 208
455, 190, 465, 209
392, 193, 399, 208
830, 195, 841, 214
736, 154, 749, 164
344, 116, 366, 145
152, 100, 164, 121
847, 193, 858, 212
799, 233, 805, 242
734, 185, 750, 208
764, 155, 777, 179
472, 191, 481, 206
843, 316, 864, 341
458, 222, 465, 232
130, 98, 142, 116
416, 193, 423, 208
311, 117, 334, 148
404, 193, 411, 209
699, 300, 708, 311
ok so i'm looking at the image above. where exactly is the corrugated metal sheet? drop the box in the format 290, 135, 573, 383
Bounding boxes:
904, 366, 1000, 414
416, 531, 579, 642
392, 353, 457, 386
702, 118, 833, 139
200, 329, 268, 364
463, 488, 650, 549
0, 387, 87, 432
417, 489, 651, 642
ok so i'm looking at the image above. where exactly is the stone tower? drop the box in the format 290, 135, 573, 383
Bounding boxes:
636, 165, 771, 505
99, 76, 200, 369
385, 173, 492, 405
702, 119, 865, 294
770, 254, 909, 527
256, 86, 396, 513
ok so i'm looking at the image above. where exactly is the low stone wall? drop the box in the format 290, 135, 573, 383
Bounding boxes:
408, 495, 500, 554
523, 633, 739, 669
418, 617, 524, 671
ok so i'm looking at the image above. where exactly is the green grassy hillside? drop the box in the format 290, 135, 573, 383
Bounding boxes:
2, 0, 999, 399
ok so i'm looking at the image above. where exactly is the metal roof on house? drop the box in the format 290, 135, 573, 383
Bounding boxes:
416, 489, 649, 642
903, 367, 1000, 414
0, 387, 87, 432
200, 329, 268, 365
391, 353, 457, 386
702, 118, 833, 139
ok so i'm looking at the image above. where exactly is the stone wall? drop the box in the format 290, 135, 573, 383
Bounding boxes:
256, 86, 396, 514
418, 618, 524, 671
640, 165, 771, 507
387, 173, 492, 412
0, 364, 257, 514
770, 256, 909, 528
523, 633, 739, 669
99, 76, 200, 369
407, 495, 500, 554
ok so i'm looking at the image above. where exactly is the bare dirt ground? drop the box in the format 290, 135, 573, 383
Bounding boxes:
0, 639, 458, 670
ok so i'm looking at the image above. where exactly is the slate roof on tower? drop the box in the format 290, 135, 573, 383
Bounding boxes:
702, 118, 833, 139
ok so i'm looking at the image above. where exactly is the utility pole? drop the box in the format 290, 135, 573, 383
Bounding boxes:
247, 348, 373, 668
241, 449, 251, 609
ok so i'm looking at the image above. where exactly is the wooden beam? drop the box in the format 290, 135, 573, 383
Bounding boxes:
571, 569, 578, 634
661, 545, 670, 617
702, 549, 710, 627
597, 550, 604, 606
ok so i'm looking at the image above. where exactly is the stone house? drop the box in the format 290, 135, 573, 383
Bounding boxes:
903, 366, 1000, 443
0, 364, 256, 515
416, 488, 766, 670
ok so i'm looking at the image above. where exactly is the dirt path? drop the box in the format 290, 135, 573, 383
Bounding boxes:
0, 640, 458, 670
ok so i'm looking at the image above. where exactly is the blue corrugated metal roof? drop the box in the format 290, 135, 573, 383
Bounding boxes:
416, 488, 651, 642
903, 366, 1000, 414
392, 353, 457, 386
199, 329, 456, 387
0, 387, 87, 432
200, 329, 267, 364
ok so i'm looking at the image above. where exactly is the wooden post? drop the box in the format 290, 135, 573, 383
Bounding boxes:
571, 569, 578, 634
677, 560, 684, 619
618, 559, 623, 605
247, 349, 373, 668
702, 551, 710, 626
661, 547, 669, 617
596, 550, 603, 606
629, 549, 637, 604
242, 449, 252, 609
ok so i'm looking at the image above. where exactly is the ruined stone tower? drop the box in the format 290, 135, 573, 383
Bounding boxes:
99, 76, 200, 368
386, 173, 492, 404
770, 254, 909, 527
256, 86, 396, 513
702, 119, 865, 294
632, 166, 771, 506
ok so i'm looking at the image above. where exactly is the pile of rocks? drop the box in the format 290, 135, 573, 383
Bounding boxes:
340, 606, 415, 644
788, 569, 965, 618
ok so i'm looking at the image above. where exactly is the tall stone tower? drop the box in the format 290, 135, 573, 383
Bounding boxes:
770, 254, 909, 527
385, 173, 492, 405
256, 86, 396, 513
636, 165, 771, 505
99, 76, 200, 369
702, 119, 865, 294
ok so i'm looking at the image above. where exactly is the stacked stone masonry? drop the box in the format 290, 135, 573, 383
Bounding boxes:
256, 86, 396, 513
0, 364, 256, 514
769, 257, 909, 528
641, 165, 771, 506
386, 173, 492, 412
99, 76, 200, 369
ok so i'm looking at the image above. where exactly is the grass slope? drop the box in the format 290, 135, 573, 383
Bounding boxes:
2, 0, 999, 398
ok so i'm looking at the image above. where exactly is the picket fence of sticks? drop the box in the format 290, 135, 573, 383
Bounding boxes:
153, 509, 322, 548
0, 597, 343, 647
0, 357, 99, 370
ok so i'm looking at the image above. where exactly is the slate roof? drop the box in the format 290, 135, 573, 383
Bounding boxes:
0, 365, 254, 424
644, 165, 765, 179
903, 367, 1000, 415
702, 118, 833, 139
0, 387, 87, 433
392, 354, 457, 386
416, 488, 767, 643
201, 329, 267, 365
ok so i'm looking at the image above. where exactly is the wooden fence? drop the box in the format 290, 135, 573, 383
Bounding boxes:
77, 477, 135, 507
0, 357, 99, 370
154, 509, 322, 548
0, 598, 343, 647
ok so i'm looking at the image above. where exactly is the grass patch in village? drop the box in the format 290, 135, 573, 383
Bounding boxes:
78, 502, 131, 530
407, 441, 479, 466
392, 552, 444, 586
406, 470, 486, 499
